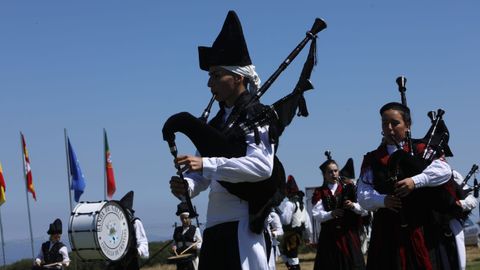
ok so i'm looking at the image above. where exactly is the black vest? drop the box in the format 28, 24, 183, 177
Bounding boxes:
208, 91, 286, 234
41, 241, 65, 264
173, 225, 197, 254
318, 183, 361, 229
173, 225, 196, 243
368, 141, 460, 226
369, 140, 426, 195
126, 217, 139, 258
113, 217, 140, 270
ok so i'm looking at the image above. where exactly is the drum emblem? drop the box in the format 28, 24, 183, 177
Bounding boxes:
97, 204, 129, 260
107, 222, 118, 244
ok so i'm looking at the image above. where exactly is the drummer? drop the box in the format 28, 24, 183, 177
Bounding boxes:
32, 218, 70, 269
107, 191, 149, 270
172, 202, 202, 270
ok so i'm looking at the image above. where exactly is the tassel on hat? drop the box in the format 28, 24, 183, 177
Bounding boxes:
319, 150, 335, 174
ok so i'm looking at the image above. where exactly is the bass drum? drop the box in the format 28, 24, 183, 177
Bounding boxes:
69, 201, 131, 262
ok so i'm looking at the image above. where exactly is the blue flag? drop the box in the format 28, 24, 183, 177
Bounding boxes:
68, 138, 86, 202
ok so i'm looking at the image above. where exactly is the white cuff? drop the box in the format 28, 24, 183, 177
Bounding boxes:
202, 157, 217, 179
412, 173, 428, 188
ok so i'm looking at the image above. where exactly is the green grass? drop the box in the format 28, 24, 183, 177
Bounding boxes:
468, 258, 480, 270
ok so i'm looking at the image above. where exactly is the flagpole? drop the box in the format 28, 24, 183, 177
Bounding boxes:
20, 132, 35, 259
64, 129, 78, 270
0, 209, 6, 270
103, 129, 107, 201
64, 129, 74, 213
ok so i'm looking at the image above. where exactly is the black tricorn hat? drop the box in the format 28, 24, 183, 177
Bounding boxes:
198, 10, 252, 71
119, 191, 134, 212
175, 202, 190, 216
340, 158, 355, 179
47, 218, 62, 235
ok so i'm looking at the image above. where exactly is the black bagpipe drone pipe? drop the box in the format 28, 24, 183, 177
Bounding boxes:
453, 164, 479, 222
458, 164, 480, 199
385, 76, 462, 227
162, 18, 327, 233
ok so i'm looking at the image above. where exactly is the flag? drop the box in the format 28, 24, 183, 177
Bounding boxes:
67, 138, 86, 202
104, 130, 116, 199
0, 162, 6, 205
21, 133, 36, 201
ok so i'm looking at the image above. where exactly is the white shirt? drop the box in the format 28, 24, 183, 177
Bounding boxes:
266, 212, 283, 270
312, 182, 367, 223
357, 144, 452, 211
133, 219, 149, 258
266, 211, 284, 242
184, 107, 275, 228
452, 170, 478, 211
185, 105, 274, 270
278, 199, 313, 242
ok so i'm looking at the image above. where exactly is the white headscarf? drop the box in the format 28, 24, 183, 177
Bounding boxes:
220, 65, 261, 95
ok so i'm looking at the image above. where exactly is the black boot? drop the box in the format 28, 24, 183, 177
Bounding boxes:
286, 263, 301, 270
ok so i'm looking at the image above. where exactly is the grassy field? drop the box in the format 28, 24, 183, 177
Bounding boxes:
467, 246, 480, 270
143, 246, 480, 270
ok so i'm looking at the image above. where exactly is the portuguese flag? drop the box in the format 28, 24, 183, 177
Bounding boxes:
104, 130, 116, 199
0, 162, 6, 205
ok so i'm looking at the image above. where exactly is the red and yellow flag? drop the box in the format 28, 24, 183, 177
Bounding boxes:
104, 130, 116, 199
21, 133, 36, 201
0, 162, 6, 205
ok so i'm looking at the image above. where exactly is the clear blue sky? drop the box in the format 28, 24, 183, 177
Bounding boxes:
0, 0, 479, 254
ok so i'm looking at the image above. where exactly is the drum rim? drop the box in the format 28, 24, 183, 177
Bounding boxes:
96, 200, 132, 262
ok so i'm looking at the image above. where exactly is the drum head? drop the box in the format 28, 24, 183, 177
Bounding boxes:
96, 201, 130, 261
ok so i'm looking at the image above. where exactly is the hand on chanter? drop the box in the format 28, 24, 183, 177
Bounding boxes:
384, 195, 402, 211
176, 155, 203, 172
343, 200, 354, 209
394, 177, 415, 197
170, 176, 187, 197
331, 209, 344, 218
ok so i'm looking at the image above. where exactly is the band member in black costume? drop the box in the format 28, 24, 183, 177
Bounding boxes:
169, 11, 278, 270
172, 202, 202, 270
33, 219, 70, 269
311, 152, 366, 269
357, 102, 456, 270
107, 191, 149, 270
